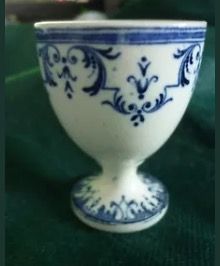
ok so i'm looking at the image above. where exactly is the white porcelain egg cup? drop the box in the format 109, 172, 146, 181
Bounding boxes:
34, 20, 207, 233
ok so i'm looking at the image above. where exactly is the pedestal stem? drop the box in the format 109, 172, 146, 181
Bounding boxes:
101, 160, 139, 185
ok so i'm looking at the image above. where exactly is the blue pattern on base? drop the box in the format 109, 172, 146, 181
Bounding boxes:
71, 176, 168, 225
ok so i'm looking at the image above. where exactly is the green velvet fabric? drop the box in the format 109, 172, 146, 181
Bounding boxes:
6, 23, 214, 266
114, 0, 215, 25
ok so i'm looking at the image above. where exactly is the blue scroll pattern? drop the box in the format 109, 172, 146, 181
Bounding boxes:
72, 176, 168, 224
38, 43, 202, 126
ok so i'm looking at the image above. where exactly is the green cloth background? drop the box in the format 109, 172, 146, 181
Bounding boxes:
6, 2, 215, 265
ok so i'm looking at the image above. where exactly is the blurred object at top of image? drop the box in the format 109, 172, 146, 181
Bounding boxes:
5, 0, 122, 24
75, 10, 107, 20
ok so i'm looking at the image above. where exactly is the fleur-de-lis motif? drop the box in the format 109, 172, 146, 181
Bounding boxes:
127, 56, 159, 99
58, 56, 78, 99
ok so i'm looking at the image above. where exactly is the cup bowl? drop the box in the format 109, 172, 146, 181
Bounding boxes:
35, 20, 207, 233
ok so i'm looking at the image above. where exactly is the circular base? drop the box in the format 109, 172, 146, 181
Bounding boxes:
71, 174, 169, 233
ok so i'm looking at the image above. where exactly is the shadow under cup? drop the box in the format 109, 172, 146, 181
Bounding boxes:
34, 20, 207, 233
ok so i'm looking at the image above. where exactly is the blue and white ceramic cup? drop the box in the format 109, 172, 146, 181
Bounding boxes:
35, 20, 207, 233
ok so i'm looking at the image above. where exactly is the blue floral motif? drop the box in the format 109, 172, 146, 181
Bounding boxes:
102, 43, 202, 126
39, 45, 121, 98
127, 56, 159, 99
72, 176, 168, 224
38, 43, 202, 127
57, 53, 78, 98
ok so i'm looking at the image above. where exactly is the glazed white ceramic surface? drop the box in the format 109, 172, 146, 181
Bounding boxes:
35, 20, 207, 233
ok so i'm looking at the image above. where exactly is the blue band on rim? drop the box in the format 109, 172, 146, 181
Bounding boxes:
35, 27, 206, 44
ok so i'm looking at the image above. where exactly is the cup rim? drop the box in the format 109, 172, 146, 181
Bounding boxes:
34, 19, 207, 29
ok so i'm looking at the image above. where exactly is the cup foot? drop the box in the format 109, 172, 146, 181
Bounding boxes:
71, 174, 169, 233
